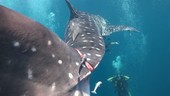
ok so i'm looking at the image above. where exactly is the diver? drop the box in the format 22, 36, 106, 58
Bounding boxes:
107, 74, 131, 96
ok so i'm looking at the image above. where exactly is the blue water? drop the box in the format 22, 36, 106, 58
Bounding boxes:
1, 0, 170, 96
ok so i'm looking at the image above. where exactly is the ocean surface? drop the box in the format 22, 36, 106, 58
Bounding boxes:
1, 0, 170, 96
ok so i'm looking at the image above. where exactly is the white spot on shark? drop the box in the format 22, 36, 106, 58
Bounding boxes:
95, 54, 101, 57
82, 46, 87, 49
75, 62, 79, 66
81, 34, 85, 37
87, 58, 91, 61
51, 82, 56, 91
87, 53, 91, 56
31, 47, 36, 52
89, 40, 94, 43
96, 48, 100, 51
48, 40, 52, 45
13, 41, 20, 47
52, 54, 55, 58
68, 73, 73, 79
58, 60, 62, 64
87, 33, 91, 34
72, 22, 75, 26
28, 69, 33, 79
83, 40, 88, 42
99, 43, 104, 47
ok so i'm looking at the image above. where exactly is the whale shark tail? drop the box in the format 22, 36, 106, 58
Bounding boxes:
65, 0, 78, 19
102, 25, 139, 36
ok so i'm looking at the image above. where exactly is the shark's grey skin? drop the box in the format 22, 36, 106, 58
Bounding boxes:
0, 5, 91, 96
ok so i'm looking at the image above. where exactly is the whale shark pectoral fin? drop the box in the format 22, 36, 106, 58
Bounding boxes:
102, 25, 139, 36
65, 0, 79, 19
79, 77, 90, 96
68, 76, 90, 96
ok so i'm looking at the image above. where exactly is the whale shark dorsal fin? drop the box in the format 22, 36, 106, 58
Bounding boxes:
102, 25, 139, 36
65, 0, 79, 19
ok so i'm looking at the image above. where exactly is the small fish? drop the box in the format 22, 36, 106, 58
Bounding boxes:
91, 81, 103, 94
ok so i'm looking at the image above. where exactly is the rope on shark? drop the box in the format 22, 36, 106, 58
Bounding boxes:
75, 49, 94, 78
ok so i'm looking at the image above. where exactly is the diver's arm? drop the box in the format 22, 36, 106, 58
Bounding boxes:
124, 75, 130, 80
107, 77, 114, 82
107, 75, 117, 82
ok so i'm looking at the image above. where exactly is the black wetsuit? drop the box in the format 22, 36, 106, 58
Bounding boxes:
112, 76, 130, 96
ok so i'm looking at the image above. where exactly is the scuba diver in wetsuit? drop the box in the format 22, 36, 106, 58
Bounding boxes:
107, 74, 131, 96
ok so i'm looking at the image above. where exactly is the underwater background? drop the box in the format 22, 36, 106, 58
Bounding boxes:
0, 0, 170, 96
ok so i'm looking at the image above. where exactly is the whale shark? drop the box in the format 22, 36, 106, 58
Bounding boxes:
0, 0, 138, 96
64, 0, 138, 81
0, 4, 89, 96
